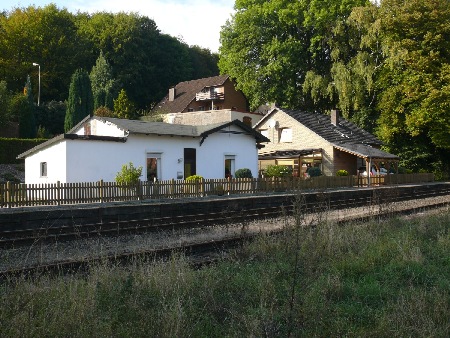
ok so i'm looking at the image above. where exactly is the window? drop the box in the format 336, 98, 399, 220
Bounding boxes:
187, 108, 194, 112
279, 128, 293, 142
40, 162, 47, 177
147, 153, 162, 181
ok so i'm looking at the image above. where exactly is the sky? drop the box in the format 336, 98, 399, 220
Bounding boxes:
2, 0, 236, 52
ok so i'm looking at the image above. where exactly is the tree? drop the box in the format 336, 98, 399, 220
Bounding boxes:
0, 80, 12, 128
90, 51, 117, 111
0, 5, 93, 102
219, 0, 368, 111
114, 89, 136, 120
14, 75, 37, 138
64, 68, 93, 132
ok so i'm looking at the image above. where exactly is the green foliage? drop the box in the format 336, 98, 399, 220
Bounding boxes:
10, 93, 36, 138
34, 101, 66, 136
0, 81, 13, 128
115, 162, 142, 185
94, 106, 115, 117
308, 167, 322, 177
90, 51, 117, 111
264, 165, 293, 178
0, 5, 218, 110
65, 68, 94, 132
185, 175, 203, 181
0, 138, 47, 164
336, 169, 349, 176
116, 162, 142, 184
234, 168, 253, 178
375, 0, 450, 150
114, 89, 136, 120
219, 0, 368, 111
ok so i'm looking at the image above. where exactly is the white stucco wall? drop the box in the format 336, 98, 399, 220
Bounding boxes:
24, 140, 68, 184
24, 121, 260, 184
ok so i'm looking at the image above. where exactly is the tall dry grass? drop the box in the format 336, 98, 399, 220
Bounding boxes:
1, 199, 449, 337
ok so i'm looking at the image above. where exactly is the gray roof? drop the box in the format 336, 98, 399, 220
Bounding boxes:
333, 143, 399, 160
17, 117, 269, 159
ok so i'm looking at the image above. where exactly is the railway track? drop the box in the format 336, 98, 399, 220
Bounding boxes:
1, 186, 449, 279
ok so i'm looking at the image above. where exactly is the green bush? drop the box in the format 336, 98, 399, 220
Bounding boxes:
336, 169, 349, 176
234, 168, 253, 178
115, 162, 142, 184
308, 167, 322, 177
186, 175, 203, 181
264, 165, 293, 178
0, 138, 48, 164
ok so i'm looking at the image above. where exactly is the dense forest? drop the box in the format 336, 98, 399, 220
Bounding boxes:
219, 0, 450, 178
0, 4, 219, 134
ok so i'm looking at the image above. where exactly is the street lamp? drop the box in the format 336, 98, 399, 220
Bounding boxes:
32, 62, 40, 106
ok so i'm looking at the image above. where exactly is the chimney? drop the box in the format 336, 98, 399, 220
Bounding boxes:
331, 109, 339, 126
169, 87, 176, 101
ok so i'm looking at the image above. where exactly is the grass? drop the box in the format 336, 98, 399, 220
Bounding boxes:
0, 204, 449, 337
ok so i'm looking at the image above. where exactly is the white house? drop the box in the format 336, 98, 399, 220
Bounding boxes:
17, 116, 269, 184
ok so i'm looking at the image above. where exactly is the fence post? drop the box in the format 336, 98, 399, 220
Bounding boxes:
98, 179, 103, 203
6, 181, 11, 208
57, 181, 61, 206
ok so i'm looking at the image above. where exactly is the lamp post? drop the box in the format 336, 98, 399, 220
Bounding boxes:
32, 62, 40, 106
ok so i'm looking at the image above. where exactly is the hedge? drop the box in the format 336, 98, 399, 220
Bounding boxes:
0, 138, 47, 164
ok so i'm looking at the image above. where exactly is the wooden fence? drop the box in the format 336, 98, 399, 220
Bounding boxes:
0, 173, 434, 208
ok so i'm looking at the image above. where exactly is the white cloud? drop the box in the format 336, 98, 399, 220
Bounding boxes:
68, 0, 235, 52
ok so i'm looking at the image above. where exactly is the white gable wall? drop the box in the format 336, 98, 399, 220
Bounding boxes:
74, 118, 127, 137
197, 125, 258, 178
24, 140, 68, 184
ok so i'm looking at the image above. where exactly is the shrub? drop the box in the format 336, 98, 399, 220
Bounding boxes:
115, 162, 142, 184
234, 168, 253, 178
264, 165, 293, 178
186, 175, 203, 181
308, 167, 322, 177
336, 169, 349, 176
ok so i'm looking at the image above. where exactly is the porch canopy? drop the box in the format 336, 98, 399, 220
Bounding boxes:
333, 143, 399, 177
258, 148, 322, 160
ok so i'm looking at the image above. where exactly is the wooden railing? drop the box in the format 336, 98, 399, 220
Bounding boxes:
0, 173, 434, 208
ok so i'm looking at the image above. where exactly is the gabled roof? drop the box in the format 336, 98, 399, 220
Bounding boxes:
153, 74, 230, 114
17, 117, 269, 159
255, 107, 382, 146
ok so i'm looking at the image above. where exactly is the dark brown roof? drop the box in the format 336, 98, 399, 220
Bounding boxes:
153, 75, 230, 114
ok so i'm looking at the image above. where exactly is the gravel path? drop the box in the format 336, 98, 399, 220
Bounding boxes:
1, 194, 449, 272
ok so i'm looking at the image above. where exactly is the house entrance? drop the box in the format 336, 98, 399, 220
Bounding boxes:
225, 155, 235, 178
184, 148, 196, 178
147, 153, 161, 181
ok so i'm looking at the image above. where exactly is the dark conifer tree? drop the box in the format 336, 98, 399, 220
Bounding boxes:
64, 69, 93, 132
